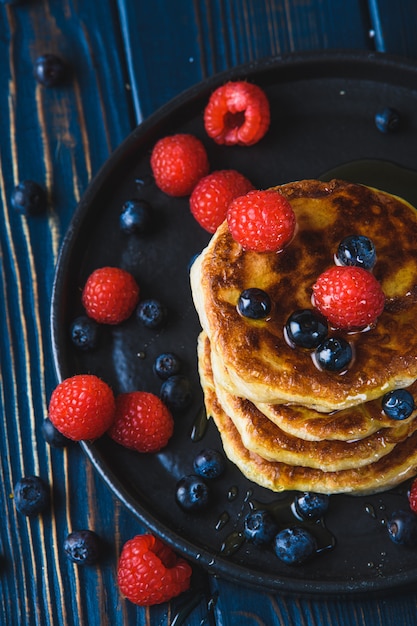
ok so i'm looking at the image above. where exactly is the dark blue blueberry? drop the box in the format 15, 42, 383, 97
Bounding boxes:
375, 107, 401, 133
387, 510, 417, 547
274, 527, 318, 565
63, 530, 101, 565
382, 389, 414, 420
175, 475, 210, 512
136, 299, 167, 329
41, 418, 71, 448
193, 448, 225, 479
294, 492, 330, 520
160, 375, 192, 412
244, 510, 279, 545
285, 309, 328, 349
153, 352, 181, 380
336, 235, 376, 270
315, 337, 352, 372
34, 54, 68, 87
70, 315, 100, 351
14, 476, 49, 517
11, 180, 47, 215
237, 288, 271, 320
119, 199, 151, 235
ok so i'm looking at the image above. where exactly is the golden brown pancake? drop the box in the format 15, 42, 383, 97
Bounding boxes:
191, 179, 417, 412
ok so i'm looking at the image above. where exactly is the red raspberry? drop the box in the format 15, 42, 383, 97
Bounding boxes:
227, 189, 296, 252
190, 169, 254, 233
108, 391, 174, 453
408, 478, 417, 514
48, 374, 116, 440
150, 133, 209, 196
117, 534, 192, 606
204, 81, 270, 146
82, 266, 139, 325
312, 266, 385, 330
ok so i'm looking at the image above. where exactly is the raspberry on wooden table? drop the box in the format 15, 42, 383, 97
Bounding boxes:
150, 133, 209, 196
48, 374, 116, 440
117, 534, 192, 606
190, 169, 254, 233
82, 266, 139, 325
204, 80, 270, 146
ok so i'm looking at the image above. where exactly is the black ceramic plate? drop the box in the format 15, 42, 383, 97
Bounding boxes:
51, 51, 417, 596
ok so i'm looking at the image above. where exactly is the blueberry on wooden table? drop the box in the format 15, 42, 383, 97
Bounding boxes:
64, 530, 102, 565
11, 180, 47, 216
14, 476, 49, 517
34, 53, 68, 87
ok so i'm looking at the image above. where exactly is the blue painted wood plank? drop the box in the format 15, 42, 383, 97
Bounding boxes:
368, 0, 417, 57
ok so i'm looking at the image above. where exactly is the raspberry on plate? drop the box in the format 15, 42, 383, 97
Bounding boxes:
82, 266, 139, 325
48, 374, 116, 440
312, 265, 385, 330
190, 169, 254, 233
150, 133, 209, 196
204, 80, 270, 146
408, 477, 417, 513
227, 189, 296, 252
117, 534, 192, 606
108, 391, 174, 453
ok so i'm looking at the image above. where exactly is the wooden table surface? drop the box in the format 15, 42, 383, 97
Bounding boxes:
1, 1, 417, 624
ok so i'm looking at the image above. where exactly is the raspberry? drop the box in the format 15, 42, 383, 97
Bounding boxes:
312, 266, 385, 330
108, 391, 174, 453
48, 374, 116, 440
408, 477, 417, 514
82, 266, 139, 325
117, 534, 192, 606
227, 189, 296, 252
150, 133, 209, 196
204, 81, 270, 146
190, 169, 254, 233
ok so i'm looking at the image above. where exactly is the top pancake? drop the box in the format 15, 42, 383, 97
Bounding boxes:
191, 179, 417, 412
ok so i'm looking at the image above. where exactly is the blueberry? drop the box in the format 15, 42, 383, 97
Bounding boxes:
41, 418, 71, 448
285, 309, 328, 349
375, 107, 401, 133
119, 199, 151, 234
153, 352, 181, 380
14, 476, 49, 517
382, 389, 415, 420
336, 235, 376, 270
315, 337, 352, 372
244, 510, 279, 545
63, 530, 102, 565
34, 54, 67, 87
175, 475, 210, 512
274, 527, 318, 565
294, 492, 329, 520
193, 448, 225, 479
11, 180, 47, 215
70, 315, 100, 351
161, 375, 192, 412
237, 288, 271, 319
136, 298, 167, 329
387, 510, 417, 547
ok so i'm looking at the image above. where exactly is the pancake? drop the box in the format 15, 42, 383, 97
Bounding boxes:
191, 179, 417, 412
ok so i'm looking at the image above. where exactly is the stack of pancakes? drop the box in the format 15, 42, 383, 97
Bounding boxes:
190, 179, 417, 495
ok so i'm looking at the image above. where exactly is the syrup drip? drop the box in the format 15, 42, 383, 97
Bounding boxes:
190, 405, 209, 441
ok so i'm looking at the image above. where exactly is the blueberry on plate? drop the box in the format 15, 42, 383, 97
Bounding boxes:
382, 389, 415, 420
274, 527, 318, 565
315, 337, 352, 372
34, 53, 68, 87
70, 315, 100, 351
294, 492, 330, 520
11, 180, 47, 216
119, 198, 151, 234
14, 476, 49, 517
193, 448, 225, 479
136, 298, 167, 329
41, 418, 71, 448
64, 530, 102, 565
153, 352, 181, 380
237, 288, 271, 319
336, 235, 376, 270
160, 375, 192, 412
285, 309, 328, 349
386, 510, 417, 547
375, 107, 401, 133
175, 475, 210, 512
244, 510, 279, 545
